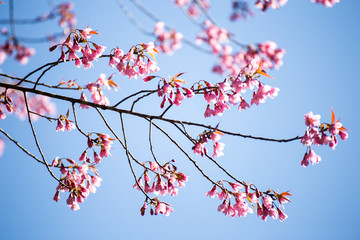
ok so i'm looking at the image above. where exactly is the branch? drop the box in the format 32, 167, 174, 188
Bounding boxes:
0, 127, 45, 165
0, 73, 78, 91
112, 89, 156, 108
148, 119, 167, 171
0, 81, 301, 143
23, 91, 64, 185
72, 103, 87, 137
120, 112, 154, 201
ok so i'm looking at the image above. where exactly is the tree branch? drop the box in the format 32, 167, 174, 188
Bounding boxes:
0, 81, 301, 143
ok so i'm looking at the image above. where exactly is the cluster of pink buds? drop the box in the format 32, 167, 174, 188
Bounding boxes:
56, 2, 76, 30
83, 74, 116, 106
202, 59, 278, 117
55, 110, 75, 132
140, 198, 174, 216
172, 0, 210, 17
108, 42, 160, 79
51, 156, 103, 211
0, 40, 35, 65
206, 181, 290, 221
52, 132, 113, 210
196, 20, 229, 54
230, 1, 255, 21
310, 0, 339, 7
0, 88, 55, 120
300, 109, 348, 167
0, 89, 14, 120
143, 73, 194, 108
134, 160, 189, 216
153, 22, 183, 55
134, 160, 189, 197
255, 0, 288, 12
192, 130, 225, 158
50, 27, 106, 69
212, 41, 285, 76
57, 74, 118, 107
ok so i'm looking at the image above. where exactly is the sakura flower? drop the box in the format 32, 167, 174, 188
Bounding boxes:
277, 208, 288, 222
304, 111, 321, 127
205, 185, 218, 198
213, 142, 225, 158
310, 0, 339, 7
93, 151, 101, 164
53, 191, 60, 202
65, 119, 75, 131
56, 119, 65, 132
308, 149, 321, 165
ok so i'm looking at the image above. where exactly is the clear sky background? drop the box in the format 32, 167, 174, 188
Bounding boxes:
0, 0, 359, 239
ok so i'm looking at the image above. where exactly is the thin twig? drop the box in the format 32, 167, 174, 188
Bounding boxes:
0, 73, 79, 90
130, 91, 156, 111
116, 0, 153, 36
23, 91, 65, 185
72, 103, 87, 137
0, 128, 45, 165
113, 89, 156, 108
148, 119, 166, 170
120, 113, 153, 201
94, 107, 152, 171
159, 104, 173, 118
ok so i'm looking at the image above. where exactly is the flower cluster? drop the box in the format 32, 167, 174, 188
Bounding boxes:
140, 198, 174, 216
230, 1, 255, 21
310, 0, 339, 7
108, 42, 160, 79
145, 60, 278, 116
300, 109, 348, 167
56, 2, 77, 31
206, 181, 290, 221
196, 20, 229, 54
52, 132, 113, 210
212, 41, 285, 76
153, 21, 183, 55
134, 160, 189, 216
172, 0, 211, 18
255, 0, 288, 12
202, 59, 279, 117
192, 130, 225, 158
52, 157, 103, 211
0, 88, 56, 120
0, 39, 35, 65
55, 110, 75, 132
50, 27, 106, 69
134, 160, 189, 197
144, 73, 194, 108
58, 73, 118, 107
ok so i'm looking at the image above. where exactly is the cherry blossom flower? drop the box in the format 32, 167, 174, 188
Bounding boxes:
310, 0, 339, 7
0, 138, 4, 157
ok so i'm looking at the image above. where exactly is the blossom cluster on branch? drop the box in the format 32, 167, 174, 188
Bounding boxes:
300, 109, 348, 167
0, 2, 76, 65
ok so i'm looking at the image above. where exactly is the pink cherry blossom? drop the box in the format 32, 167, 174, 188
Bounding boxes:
0, 139, 4, 157
310, 0, 339, 7
205, 186, 218, 198
304, 111, 321, 127
213, 142, 225, 158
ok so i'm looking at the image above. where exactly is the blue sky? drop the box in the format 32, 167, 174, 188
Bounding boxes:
0, 0, 359, 239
